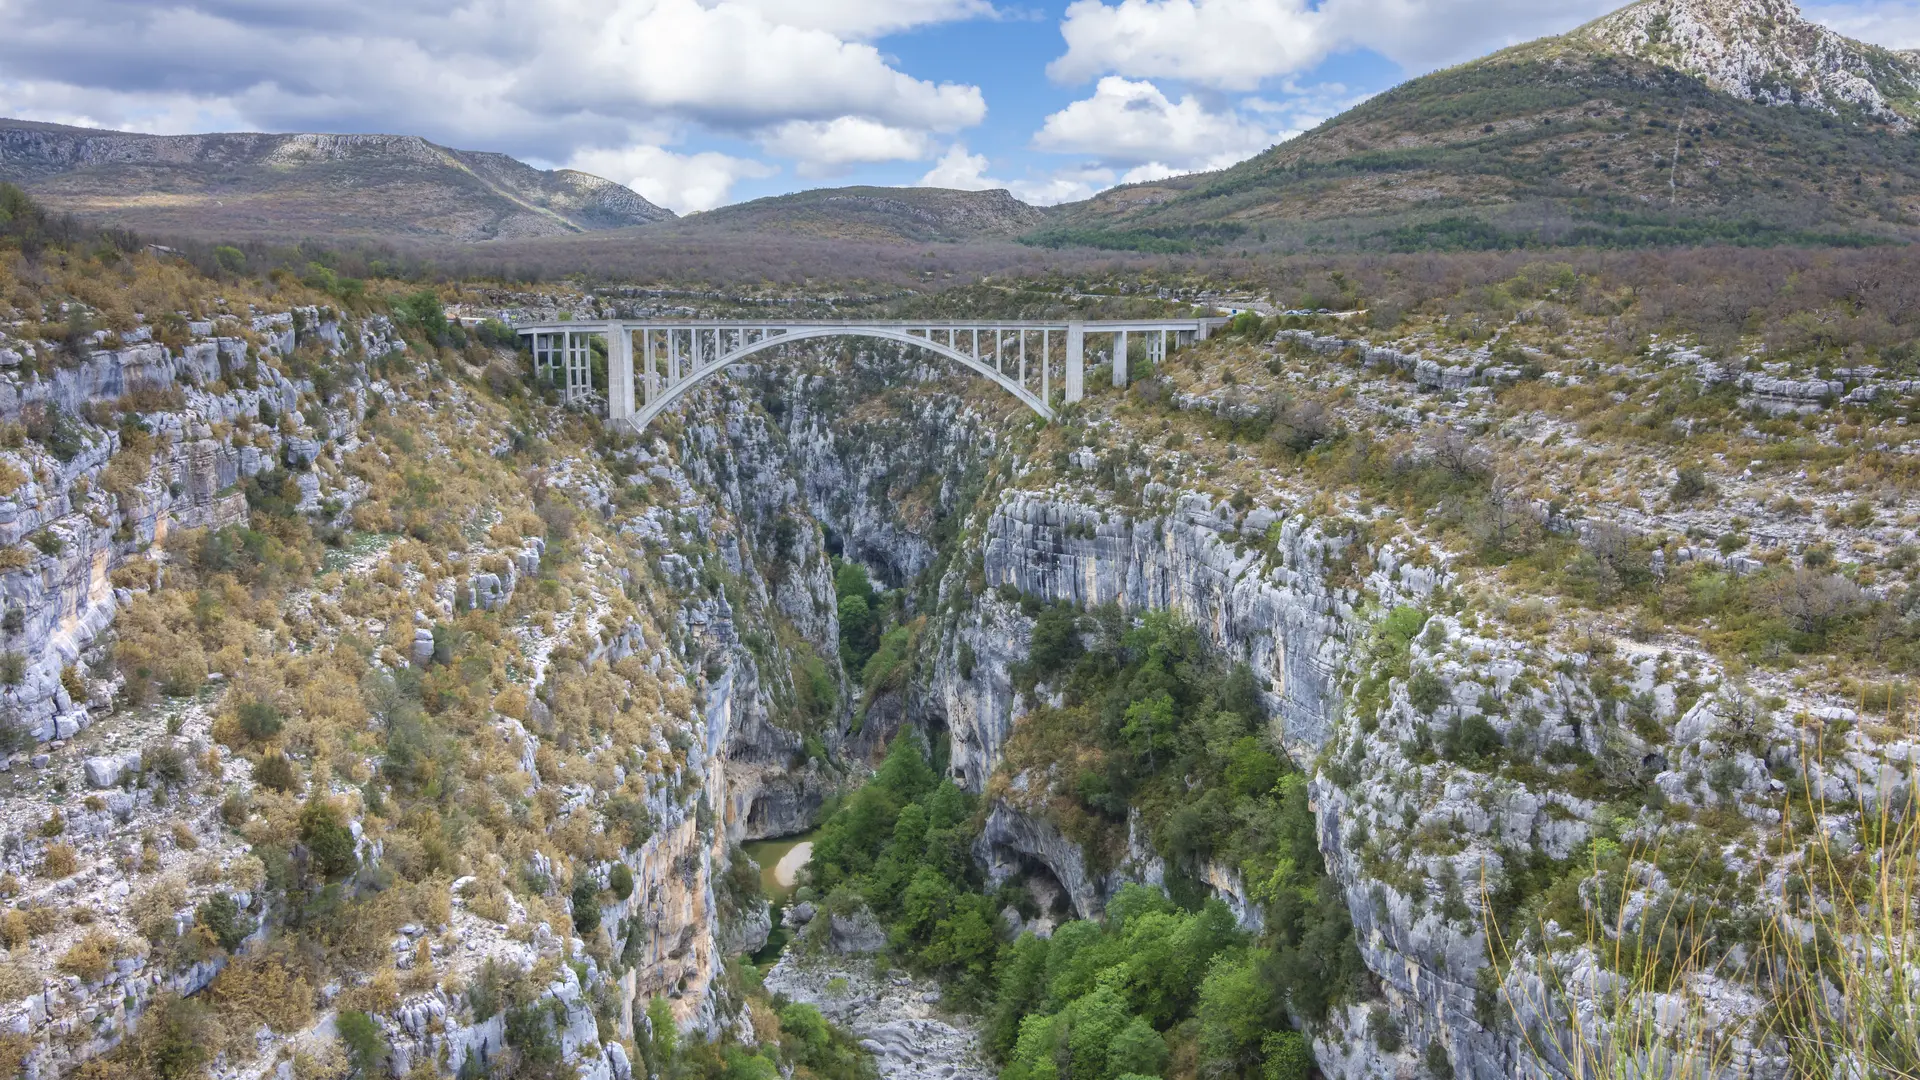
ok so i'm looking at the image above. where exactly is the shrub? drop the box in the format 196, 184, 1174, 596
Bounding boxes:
1670, 467, 1715, 503
1407, 668, 1449, 713
0, 911, 26, 949
57, 930, 121, 982
1369, 1005, 1403, 1052
0, 653, 24, 686
236, 700, 284, 742
571, 875, 601, 935
144, 742, 191, 787
337, 1009, 388, 1077
41, 844, 77, 878
1443, 714, 1504, 763
196, 893, 254, 952
59, 664, 87, 703
137, 993, 215, 1080
608, 863, 634, 902
255, 753, 298, 793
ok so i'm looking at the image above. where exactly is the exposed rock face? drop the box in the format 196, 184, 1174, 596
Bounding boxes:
1571, 0, 1920, 125
764, 955, 994, 1080
957, 491, 1439, 759
0, 312, 384, 746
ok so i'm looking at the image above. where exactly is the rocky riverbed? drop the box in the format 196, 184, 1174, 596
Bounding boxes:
763, 953, 993, 1080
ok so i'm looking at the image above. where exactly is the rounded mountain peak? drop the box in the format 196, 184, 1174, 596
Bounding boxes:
1569, 0, 1920, 125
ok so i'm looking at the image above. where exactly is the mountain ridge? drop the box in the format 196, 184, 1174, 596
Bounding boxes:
670, 185, 1048, 243
0, 118, 672, 242
1033, 0, 1920, 250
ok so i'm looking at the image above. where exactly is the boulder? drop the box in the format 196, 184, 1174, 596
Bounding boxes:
826, 906, 887, 954
84, 754, 133, 789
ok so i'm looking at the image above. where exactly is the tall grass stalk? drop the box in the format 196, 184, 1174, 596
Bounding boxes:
1764, 733, 1919, 1079
1484, 724, 1920, 1079
1483, 839, 1752, 1080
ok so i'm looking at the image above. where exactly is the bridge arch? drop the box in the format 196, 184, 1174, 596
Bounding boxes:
631, 326, 1051, 432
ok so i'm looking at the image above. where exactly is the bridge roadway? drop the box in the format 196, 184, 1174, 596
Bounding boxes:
514, 318, 1224, 433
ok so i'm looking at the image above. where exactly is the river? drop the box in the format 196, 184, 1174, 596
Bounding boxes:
742, 830, 817, 966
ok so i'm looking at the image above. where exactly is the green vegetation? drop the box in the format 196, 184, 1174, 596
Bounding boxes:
805, 611, 1358, 1078
634, 980, 877, 1080
807, 737, 1000, 999
1375, 213, 1886, 252
834, 560, 880, 673
1021, 223, 1251, 254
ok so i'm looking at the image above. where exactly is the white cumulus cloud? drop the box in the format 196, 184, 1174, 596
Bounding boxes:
1033, 76, 1280, 169
759, 117, 938, 177
1805, 1, 1920, 48
918, 144, 1114, 205
0, 0, 989, 204
722, 0, 998, 39
565, 144, 777, 214
1049, 0, 1618, 90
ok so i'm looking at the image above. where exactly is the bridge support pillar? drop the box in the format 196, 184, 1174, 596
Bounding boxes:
1066, 323, 1085, 404
643, 330, 657, 403
608, 323, 634, 423
1113, 330, 1128, 389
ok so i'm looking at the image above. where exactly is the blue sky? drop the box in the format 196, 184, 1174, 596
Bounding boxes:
0, 0, 1914, 213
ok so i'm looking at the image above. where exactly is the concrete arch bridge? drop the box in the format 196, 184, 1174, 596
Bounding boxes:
513, 319, 1224, 434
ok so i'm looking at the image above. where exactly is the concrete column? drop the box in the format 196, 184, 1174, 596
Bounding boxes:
1196, 320, 1210, 342
1018, 331, 1027, 386
608, 323, 634, 422
1113, 329, 1129, 388
1066, 323, 1085, 404
669, 330, 681, 384
643, 329, 657, 403
1042, 330, 1050, 407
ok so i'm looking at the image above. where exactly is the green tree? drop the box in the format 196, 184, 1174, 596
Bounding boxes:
396, 290, 450, 345
1197, 950, 1277, 1072
835, 560, 879, 670
1122, 690, 1178, 768
643, 996, 678, 1077
1064, 984, 1136, 1080
1263, 1031, 1314, 1080
1109, 1016, 1169, 1077
140, 993, 212, 1080
988, 933, 1052, 1058
338, 1010, 388, 1078
299, 798, 357, 881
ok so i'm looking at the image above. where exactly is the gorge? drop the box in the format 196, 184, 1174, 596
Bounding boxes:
3, 233, 1915, 1080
